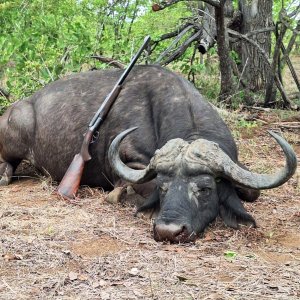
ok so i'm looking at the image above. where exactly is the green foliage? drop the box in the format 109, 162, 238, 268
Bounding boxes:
0, 0, 297, 109
224, 250, 237, 261
230, 50, 241, 64
237, 118, 258, 129
0, 0, 193, 107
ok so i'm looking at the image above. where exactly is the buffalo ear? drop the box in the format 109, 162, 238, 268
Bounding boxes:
235, 186, 260, 202
235, 163, 261, 202
219, 197, 256, 229
218, 180, 256, 229
134, 188, 160, 217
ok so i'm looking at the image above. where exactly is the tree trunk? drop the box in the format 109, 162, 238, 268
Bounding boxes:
265, 10, 287, 107
198, 3, 216, 54
215, 0, 234, 102
238, 0, 273, 91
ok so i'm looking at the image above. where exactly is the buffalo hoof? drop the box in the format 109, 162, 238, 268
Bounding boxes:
106, 185, 146, 207
106, 187, 125, 204
0, 162, 13, 186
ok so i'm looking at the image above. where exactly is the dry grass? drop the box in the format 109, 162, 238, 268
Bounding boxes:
0, 113, 299, 300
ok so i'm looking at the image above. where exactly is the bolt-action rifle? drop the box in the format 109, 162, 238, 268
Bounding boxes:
57, 36, 151, 200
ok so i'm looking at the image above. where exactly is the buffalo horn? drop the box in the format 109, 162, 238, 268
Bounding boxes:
108, 127, 157, 183
216, 131, 297, 189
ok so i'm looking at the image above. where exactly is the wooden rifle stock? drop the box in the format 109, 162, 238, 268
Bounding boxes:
56, 130, 93, 199
57, 36, 150, 200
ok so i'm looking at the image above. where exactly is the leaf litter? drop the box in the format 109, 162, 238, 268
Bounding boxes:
0, 112, 299, 300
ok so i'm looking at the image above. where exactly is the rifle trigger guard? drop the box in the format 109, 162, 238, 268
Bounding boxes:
91, 131, 100, 143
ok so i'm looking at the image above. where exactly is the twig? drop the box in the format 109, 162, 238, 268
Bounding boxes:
155, 25, 193, 64
2, 278, 16, 294
90, 55, 125, 69
101, 172, 115, 188
245, 27, 275, 37
41, 56, 54, 82
237, 57, 248, 89
152, 0, 220, 11
272, 122, 300, 125
244, 106, 271, 112
160, 30, 202, 66
272, 122, 300, 129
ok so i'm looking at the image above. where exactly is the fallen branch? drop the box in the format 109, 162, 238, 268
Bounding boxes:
244, 106, 271, 112
272, 122, 300, 125
272, 124, 300, 129
90, 55, 125, 69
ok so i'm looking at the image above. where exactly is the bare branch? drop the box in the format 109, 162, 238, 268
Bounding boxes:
155, 25, 194, 64
149, 23, 195, 55
153, 23, 193, 44
281, 43, 300, 92
152, 0, 220, 11
90, 55, 125, 69
160, 30, 202, 65
265, 10, 288, 106
281, 20, 300, 66
201, 0, 220, 7
288, 3, 300, 18
245, 27, 275, 37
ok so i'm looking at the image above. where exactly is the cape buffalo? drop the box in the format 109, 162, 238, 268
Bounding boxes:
0, 65, 297, 243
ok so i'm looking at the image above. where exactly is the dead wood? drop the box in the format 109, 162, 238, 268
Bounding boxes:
0, 87, 10, 100
90, 55, 125, 69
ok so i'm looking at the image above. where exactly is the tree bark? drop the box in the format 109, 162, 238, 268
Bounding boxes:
238, 0, 273, 91
215, 0, 234, 102
198, 3, 216, 54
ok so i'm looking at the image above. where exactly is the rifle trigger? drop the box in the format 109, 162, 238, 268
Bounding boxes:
91, 131, 100, 143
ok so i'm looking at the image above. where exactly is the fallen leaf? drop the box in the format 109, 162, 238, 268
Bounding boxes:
224, 250, 237, 260
99, 279, 107, 286
92, 281, 100, 288
128, 267, 139, 276
204, 233, 213, 241
62, 250, 71, 255
2, 253, 23, 261
68, 272, 78, 281
78, 274, 89, 281
174, 273, 188, 282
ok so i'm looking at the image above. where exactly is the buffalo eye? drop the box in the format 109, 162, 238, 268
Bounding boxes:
199, 187, 211, 197
190, 183, 212, 197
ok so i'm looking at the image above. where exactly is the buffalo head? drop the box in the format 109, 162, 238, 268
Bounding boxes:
109, 128, 297, 243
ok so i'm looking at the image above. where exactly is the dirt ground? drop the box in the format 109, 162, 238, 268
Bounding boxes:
0, 111, 299, 300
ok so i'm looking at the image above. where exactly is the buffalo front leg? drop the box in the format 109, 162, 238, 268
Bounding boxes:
0, 162, 13, 186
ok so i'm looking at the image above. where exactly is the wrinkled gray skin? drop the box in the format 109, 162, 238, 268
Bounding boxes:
0, 65, 285, 242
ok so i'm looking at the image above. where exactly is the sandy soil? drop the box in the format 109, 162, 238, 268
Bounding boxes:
0, 114, 299, 300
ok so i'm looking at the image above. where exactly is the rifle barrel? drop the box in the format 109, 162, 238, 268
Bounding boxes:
88, 35, 150, 128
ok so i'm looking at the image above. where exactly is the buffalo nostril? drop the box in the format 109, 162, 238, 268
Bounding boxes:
154, 223, 188, 243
